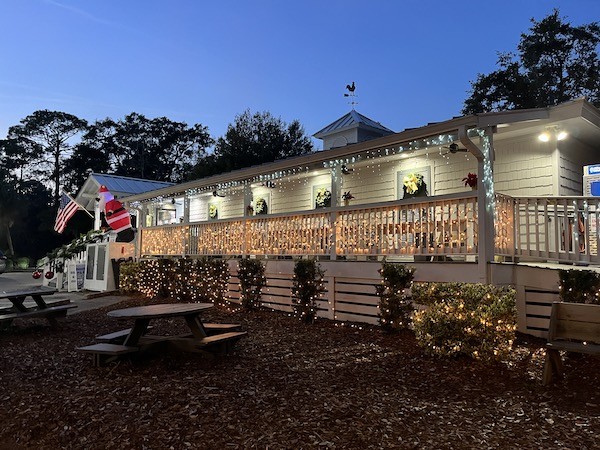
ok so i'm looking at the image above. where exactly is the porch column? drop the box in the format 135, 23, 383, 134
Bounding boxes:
477, 129, 495, 283
331, 165, 342, 207
94, 199, 101, 230
459, 126, 495, 283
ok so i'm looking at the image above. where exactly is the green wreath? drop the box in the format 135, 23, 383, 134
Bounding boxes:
315, 187, 332, 208
255, 197, 268, 215
209, 204, 218, 219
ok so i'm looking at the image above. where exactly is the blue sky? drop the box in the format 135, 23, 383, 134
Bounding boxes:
1, 0, 598, 149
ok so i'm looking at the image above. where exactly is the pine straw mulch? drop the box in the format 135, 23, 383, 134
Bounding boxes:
0, 296, 599, 450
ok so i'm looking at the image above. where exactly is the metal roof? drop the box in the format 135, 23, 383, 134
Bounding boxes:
75, 173, 174, 211
313, 110, 394, 138
90, 173, 174, 195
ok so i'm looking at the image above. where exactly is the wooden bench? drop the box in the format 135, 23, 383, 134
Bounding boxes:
76, 343, 139, 367
543, 301, 600, 385
0, 304, 77, 328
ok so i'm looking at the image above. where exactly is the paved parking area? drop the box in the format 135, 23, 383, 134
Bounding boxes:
0, 271, 126, 314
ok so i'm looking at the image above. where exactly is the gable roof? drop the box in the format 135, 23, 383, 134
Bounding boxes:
313, 110, 394, 139
75, 173, 174, 211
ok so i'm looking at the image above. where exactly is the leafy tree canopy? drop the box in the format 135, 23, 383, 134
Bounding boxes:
193, 110, 314, 178
63, 113, 213, 190
2, 110, 87, 205
463, 10, 600, 114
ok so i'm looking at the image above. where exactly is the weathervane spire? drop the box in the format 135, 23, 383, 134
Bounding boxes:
344, 81, 357, 109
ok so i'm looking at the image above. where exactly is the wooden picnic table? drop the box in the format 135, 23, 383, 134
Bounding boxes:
77, 303, 247, 366
0, 287, 77, 328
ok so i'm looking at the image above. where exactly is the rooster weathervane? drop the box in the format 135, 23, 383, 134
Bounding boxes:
344, 81, 357, 109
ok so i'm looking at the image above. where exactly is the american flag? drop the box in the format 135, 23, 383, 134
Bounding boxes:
54, 191, 80, 233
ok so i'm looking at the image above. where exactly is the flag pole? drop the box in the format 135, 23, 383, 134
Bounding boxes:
62, 189, 94, 219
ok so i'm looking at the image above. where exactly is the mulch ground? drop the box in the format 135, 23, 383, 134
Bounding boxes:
0, 296, 599, 450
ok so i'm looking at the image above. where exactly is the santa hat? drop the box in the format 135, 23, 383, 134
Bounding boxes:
97, 185, 114, 211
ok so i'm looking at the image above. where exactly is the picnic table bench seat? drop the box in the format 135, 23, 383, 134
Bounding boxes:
169, 331, 248, 354
0, 304, 77, 328
95, 327, 153, 343
77, 343, 139, 366
543, 301, 600, 385
95, 323, 241, 344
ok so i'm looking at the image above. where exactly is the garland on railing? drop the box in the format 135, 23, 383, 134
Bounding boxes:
45, 230, 106, 273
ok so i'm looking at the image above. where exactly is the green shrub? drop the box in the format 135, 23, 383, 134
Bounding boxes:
292, 259, 325, 323
119, 261, 142, 293
16, 257, 30, 269
124, 258, 229, 304
376, 262, 415, 332
238, 258, 266, 310
412, 282, 516, 361
559, 269, 600, 304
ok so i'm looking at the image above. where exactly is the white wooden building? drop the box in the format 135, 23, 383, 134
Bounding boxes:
121, 98, 600, 337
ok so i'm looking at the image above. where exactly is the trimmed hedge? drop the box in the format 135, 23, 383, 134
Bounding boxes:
411, 282, 516, 361
119, 258, 229, 305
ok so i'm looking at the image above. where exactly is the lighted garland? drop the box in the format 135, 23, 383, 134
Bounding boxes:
291, 259, 325, 323
46, 229, 106, 273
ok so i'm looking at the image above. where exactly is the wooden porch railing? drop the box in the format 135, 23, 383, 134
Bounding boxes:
511, 196, 600, 264
138, 193, 600, 265
139, 193, 480, 259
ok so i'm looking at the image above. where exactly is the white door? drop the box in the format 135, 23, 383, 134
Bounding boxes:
84, 243, 109, 291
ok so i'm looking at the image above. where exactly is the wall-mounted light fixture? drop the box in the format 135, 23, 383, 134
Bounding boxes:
212, 190, 225, 197
538, 126, 568, 142
341, 164, 354, 175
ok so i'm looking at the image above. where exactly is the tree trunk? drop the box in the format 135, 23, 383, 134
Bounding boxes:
5, 221, 14, 256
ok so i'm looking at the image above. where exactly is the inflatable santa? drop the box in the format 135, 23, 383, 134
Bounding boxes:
98, 185, 135, 242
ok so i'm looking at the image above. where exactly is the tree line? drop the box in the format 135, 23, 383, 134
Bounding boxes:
0, 9, 598, 263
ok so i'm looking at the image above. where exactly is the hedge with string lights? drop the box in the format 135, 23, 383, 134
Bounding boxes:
118, 258, 229, 304
558, 269, 600, 304
237, 258, 266, 310
292, 259, 325, 324
376, 262, 415, 332
411, 282, 516, 361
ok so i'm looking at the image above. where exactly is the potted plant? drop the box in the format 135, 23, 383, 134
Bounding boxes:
463, 173, 477, 190
342, 191, 354, 206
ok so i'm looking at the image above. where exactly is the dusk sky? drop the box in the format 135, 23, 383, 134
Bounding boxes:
1, 0, 598, 149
